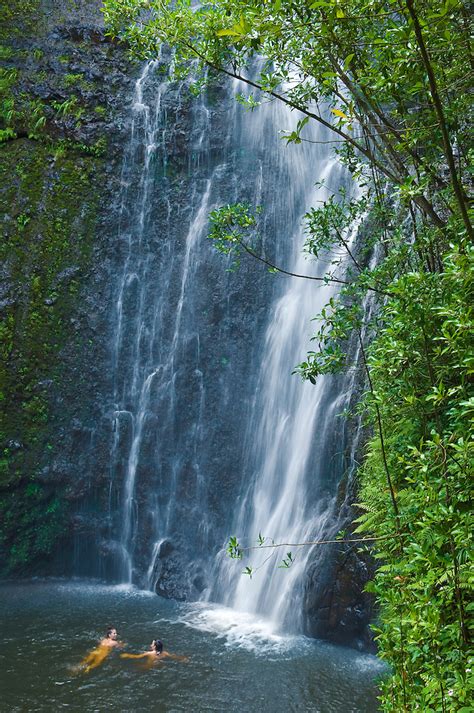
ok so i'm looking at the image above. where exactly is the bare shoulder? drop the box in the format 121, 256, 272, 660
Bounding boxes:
161, 652, 189, 662
100, 639, 117, 648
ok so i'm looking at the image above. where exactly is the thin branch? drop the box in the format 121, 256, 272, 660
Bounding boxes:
230, 532, 402, 554
183, 41, 447, 229
357, 330, 401, 525
237, 238, 393, 296
181, 41, 408, 185
238, 239, 347, 284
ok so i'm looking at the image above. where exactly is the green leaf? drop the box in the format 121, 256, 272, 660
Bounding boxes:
331, 108, 350, 120
216, 15, 251, 38
216, 27, 242, 37
343, 53, 354, 71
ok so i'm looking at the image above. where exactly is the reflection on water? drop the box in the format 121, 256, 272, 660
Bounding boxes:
0, 581, 386, 712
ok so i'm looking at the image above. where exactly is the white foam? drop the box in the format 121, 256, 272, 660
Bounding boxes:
178, 602, 308, 656
53, 580, 155, 599
103, 583, 156, 599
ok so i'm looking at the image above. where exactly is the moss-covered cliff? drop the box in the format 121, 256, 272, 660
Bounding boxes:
0, 0, 133, 575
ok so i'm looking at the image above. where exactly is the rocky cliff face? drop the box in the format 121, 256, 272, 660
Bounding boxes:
304, 454, 377, 652
1, 0, 374, 651
0, 0, 134, 574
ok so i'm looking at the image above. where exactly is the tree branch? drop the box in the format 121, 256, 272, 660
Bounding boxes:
229, 532, 402, 554
236, 238, 393, 296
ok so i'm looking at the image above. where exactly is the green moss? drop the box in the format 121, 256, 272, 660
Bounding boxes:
64, 72, 83, 87
0, 44, 15, 60
0, 488, 66, 571
0, 0, 123, 578
0, 0, 42, 40
0, 133, 104, 574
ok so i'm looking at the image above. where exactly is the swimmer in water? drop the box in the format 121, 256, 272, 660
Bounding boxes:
121, 639, 188, 666
78, 627, 123, 674
99, 627, 121, 648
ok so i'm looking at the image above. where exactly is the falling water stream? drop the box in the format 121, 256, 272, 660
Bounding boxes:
213, 228, 359, 631
105, 58, 364, 644
108, 60, 223, 584
110, 59, 167, 581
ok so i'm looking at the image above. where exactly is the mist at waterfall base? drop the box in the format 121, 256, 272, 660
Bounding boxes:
0, 581, 385, 712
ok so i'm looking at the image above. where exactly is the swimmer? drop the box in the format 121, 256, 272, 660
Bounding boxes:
77, 627, 124, 674
100, 627, 121, 648
121, 639, 189, 665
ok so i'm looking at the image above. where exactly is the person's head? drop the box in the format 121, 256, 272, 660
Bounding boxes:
106, 628, 118, 640
151, 639, 163, 654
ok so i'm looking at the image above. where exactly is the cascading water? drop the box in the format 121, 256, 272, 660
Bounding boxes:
208, 154, 357, 634
107, 58, 222, 585
215, 249, 356, 626
105, 58, 365, 642
109, 59, 166, 582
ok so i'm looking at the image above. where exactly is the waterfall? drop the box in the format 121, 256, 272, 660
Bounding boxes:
209, 156, 357, 633
105, 58, 358, 637
107, 58, 220, 584
110, 59, 164, 582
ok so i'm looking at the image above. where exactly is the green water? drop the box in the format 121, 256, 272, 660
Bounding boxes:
0, 581, 386, 712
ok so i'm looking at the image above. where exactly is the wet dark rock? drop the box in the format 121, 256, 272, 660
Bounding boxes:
58, 26, 110, 44
152, 543, 206, 602
305, 543, 376, 652
0, 298, 16, 311
160, 540, 175, 557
